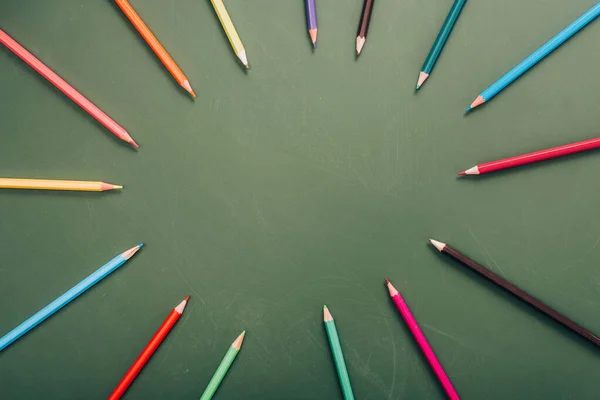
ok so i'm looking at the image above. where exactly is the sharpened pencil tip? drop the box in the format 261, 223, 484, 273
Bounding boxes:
386, 279, 399, 296
184, 296, 190, 302
429, 239, 446, 252
416, 72, 429, 90
123, 244, 143, 260
232, 331, 246, 349
138, 243, 144, 249
385, 278, 390, 284
356, 37, 366, 56
323, 306, 333, 322
458, 171, 466, 176
465, 106, 471, 113
175, 297, 188, 313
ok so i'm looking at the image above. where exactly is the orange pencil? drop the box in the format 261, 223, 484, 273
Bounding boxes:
114, 0, 196, 98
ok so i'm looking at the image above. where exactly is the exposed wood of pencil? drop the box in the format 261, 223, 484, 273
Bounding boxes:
114, 0, 196, 98
232, 331, 246, 350
429, 239, 600, 347
356, 0, 374, 56
0, 178, 122, 192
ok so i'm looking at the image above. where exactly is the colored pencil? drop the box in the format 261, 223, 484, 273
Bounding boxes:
108, 297, 189, 400
114, 0, 196, 98
323, 306, 354, 400
356, 0, 374, 56
0, 178, 122, 192
429, 239, 600, 347
467, 3, 600, 111
305, 0, 318, 48
0, 244, 142, 353
459, 136, 600, 175
385, 279, 460, 400
0, 29, 138, 147
209, 0, 249, 68
416, 0, 467, 90
198, 331, 246, 400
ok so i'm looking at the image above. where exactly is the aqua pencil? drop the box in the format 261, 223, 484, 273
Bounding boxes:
323, 306, 355, 400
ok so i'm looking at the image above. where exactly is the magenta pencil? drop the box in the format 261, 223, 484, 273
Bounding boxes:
386, 279, 460, 400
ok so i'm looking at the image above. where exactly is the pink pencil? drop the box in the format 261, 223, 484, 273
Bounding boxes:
0, 28, 138, 147
386, 279, 460, 400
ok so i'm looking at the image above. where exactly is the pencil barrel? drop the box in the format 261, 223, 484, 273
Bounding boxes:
199, 347, 238, 400
357, 0, 374, 38
420, 0, 467, 74
324, 319, 354, 400
444, 246, 600, 347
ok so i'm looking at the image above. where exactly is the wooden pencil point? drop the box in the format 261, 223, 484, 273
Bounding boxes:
429, 239, 446, 252
122, 244, 143, 260
355, 37, 366, 56
470, 96, 485, 110
416, 72, 429, 90
386, 279, 399, 296
323, 305, 333, 322
232, 331, 245, 350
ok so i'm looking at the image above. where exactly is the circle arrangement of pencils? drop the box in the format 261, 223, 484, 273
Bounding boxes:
1, 1, 600, 399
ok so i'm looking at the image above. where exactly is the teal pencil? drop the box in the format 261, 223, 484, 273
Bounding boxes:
323, 306, 355, 400
199, 332, 246, 400
417, 0, 467, 89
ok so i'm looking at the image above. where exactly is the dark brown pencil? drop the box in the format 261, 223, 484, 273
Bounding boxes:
356, 0, 374, 56
429, 239, 600, 347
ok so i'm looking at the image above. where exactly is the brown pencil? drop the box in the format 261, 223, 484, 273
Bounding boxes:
429, 239, 600, 347
356, 0, 374, 56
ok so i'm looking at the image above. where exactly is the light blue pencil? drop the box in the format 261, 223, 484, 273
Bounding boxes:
467, 2, 600, 111
0, 244, 143, 352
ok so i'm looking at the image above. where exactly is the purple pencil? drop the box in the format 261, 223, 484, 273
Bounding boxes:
305, 0, 318, 48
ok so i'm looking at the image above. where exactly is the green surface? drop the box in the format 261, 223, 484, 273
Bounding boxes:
1, 0, 600, 399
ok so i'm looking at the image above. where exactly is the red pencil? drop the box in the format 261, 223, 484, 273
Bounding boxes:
0, 28, 138, 148
459, 136, 600, 176
108, 297, 189, 400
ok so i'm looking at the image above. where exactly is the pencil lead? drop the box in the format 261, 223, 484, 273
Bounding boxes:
184, 296, 190, 302
129, 139, 140, 148
465, 106, 472, 113
458, 171, 466, 176
385, 278, 390, 284
429, 239, 446, 252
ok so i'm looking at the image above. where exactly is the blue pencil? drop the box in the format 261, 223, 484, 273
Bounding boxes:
467, 2, 600, 111
0, 244, 143, 352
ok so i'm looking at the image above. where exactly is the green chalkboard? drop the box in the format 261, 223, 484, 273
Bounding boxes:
1, 0, 600, 399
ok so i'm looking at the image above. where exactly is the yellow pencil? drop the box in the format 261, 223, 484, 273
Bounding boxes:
0, 178, 123, 192
209, 0, 249, 68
